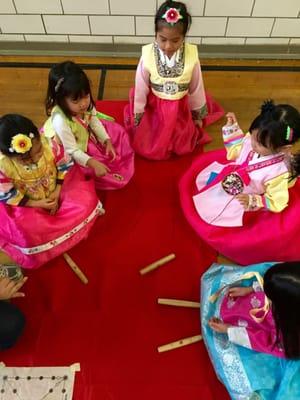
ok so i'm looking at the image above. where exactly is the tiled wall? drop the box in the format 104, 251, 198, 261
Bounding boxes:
0, 0, 299, 46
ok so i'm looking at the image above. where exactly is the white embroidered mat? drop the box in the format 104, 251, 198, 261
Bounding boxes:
0, 363, 80, 400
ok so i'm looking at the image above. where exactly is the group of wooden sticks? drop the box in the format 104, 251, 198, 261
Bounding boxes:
63, 251, 202, 353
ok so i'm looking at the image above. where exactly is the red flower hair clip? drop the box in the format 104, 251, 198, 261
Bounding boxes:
162, 7, 183, 25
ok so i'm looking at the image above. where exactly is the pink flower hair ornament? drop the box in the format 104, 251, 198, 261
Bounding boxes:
162, 7, 183, 25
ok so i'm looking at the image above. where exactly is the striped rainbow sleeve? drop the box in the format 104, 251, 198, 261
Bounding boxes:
0, 171, 26, 205
260, 173, 290, 212
222, 123, 245, 160
51, 139, 74, 182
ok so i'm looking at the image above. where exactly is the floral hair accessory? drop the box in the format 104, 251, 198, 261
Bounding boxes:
162, 7, 183, 25
55, 77, 64, 93
9, 134, 33, 154
286, 125, 293, 142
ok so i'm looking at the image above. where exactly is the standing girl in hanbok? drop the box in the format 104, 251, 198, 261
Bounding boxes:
124, 0, 223, 160
180, 100, 300, 264
201, 261, 300, 399
44, 61, 134, 190
0, 114, 102, 269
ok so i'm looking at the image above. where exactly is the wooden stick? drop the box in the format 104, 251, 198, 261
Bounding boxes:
139, 253, 175, 275
158, 334, 202, 353
63, 253, 88, 284
158, 298, 200, 308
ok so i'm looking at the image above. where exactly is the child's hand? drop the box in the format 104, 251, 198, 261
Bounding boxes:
208, 317, 229, 333
27, 198, 58, 211
227, 286, 253, 298
194, 119, 203, 128
104, 139, 117, 161
87, 158, 110, 177
49, 184, 61, 203
236, 193, 249, 209
134, 113, 143, 126
48, 185, 61, 214
93, 162, 110, 177
0, 276, 27, 300
225, 112, 237, 125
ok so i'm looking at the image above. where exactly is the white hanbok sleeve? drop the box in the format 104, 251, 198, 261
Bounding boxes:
89, 107, 110, 144
52, 113, 91, 166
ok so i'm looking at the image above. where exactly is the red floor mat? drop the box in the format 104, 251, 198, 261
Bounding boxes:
1, 101, 229, 400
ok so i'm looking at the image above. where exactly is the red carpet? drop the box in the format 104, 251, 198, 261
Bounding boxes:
1, 101, 229, 400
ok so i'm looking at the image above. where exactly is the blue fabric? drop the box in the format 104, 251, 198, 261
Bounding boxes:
201, 262, 300, 400
206, 171, 218, 185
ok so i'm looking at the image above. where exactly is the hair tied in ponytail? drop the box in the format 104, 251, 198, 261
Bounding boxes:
261, 99, 275, 115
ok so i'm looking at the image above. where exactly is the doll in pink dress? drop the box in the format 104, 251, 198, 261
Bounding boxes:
208, 261, 300, 359
124, 0, 223, 160
44, 61, 134, 190
179, 100, 300, 264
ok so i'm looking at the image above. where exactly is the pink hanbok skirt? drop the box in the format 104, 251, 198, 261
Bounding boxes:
179, 149, 300, 265
124, 89, 224, 160
0, 166, 102, 269
83, 119, 134, 190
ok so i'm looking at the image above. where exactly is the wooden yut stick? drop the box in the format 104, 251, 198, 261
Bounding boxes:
157, 298, 200, 308
158, 334, 202, 353
139, 253, 175, 275
63, 253, 88, 284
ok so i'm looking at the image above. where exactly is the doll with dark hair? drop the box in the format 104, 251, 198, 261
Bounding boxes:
124, 0, 223, 160
0, 114, 102, 268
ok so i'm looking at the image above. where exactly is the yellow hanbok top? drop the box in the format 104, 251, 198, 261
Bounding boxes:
0, 136, 71, 205
142, 42, 199, 100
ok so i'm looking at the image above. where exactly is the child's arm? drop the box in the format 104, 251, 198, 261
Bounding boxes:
228, 286, 254, 297
89, 108, 110, 144
89, 108, 116, 160
226, 323, 283, 357
52, 114, 110, 178
0, 169, 29, 206
188, 62, 207, 126
209, 315, 283, 357
52, 113, 91, 167
222, 112, 245, 160
236, 173, 290, 212
0, 170, 57, 210
133, 58, 150, 125
45, 140, 74, 213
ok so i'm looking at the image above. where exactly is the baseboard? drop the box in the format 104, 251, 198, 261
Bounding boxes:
1, 42, 300, 59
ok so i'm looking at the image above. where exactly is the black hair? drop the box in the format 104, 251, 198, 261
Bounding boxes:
45, 61, 94, 118
249, 100, 300, 178
264, 262, 300, 359
155, 1, 192, 36
0, 114, 39, 157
